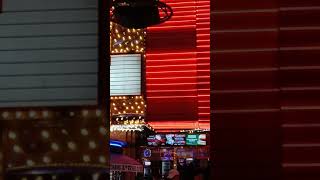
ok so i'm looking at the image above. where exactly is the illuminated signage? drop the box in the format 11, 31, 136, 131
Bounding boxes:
147, 134, 206, 146
186, 134, 206, 146
111, 54, 141, 96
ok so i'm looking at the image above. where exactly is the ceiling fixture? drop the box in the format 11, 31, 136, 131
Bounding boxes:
111, 0, 173, 29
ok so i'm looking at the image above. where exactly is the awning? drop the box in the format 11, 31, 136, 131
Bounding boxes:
110, 153, 143, 173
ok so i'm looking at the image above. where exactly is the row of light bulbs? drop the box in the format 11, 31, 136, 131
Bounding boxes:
18, 174, 101, 180
110, 22, 146, 54
9, 154, 107, 166
0, 109, 102, 120
8, 127, 107, 141
110, 95, 143, 99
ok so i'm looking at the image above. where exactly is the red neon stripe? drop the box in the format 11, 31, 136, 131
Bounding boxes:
147, 83, 199, 86
147, 77, 197, 80
147, 64, 198, 68
148, 25, 196, 30
146, 70, 197, 74
147, 52, 197, 56
147, 96, 197, 99
148, 89, 198, 92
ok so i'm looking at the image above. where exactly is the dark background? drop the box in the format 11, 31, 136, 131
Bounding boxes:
211, 0, 320, 179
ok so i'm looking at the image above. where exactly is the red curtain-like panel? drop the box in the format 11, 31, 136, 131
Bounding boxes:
146, 0, 210, 131
211, 0, 281, 179
212, 0, 320, 180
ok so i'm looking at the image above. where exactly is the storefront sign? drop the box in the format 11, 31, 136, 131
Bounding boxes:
165, 134, 186, 146
147, 133, 207, 146
186, 134, 206, 146
111, 164, 143, 173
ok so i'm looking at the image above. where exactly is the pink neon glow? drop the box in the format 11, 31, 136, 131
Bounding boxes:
146, 70, 198, 74
148, 25, 196, 30
147, 64, 198, 68
148, 96, 197, 99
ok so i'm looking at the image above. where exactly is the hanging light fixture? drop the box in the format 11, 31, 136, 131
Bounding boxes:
111, 0, 173, 29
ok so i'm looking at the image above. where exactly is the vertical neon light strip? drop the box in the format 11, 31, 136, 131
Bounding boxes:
196, 0, 210, 129
146, 0, 210, 130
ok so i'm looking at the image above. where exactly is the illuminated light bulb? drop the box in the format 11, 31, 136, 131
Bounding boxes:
43, 156, 51, 164
119, 44, 122, 47
139, 36, 143, 40
82, 110, 89, 117
123, 96, 126, 99
8, 131, 17, 140
93, 173, 99, 180
89, 141, 97, 149
129, 36, 132, 40
114, 39, 117, 42
126, 47, 129, 51
133, 29, 136, 32
141, 111, 144, 113
136, 111, 139, 113
117, 34, 120, 38
111, 50, 115, 53
67, 142, 77, 150
135, 40, 139, 44
29, 111, 36, 118
99, 126, 107, 135
115, 97, 118, 99
51, 143, 59, 151
120, 49, 123, 52
123, 103, 126, 106
122, 37, 126, 40
2, 111, 9, 119
121, 117, 123, 120
138, 106, 141, 109
83, 155, 91, 162
127, 29, 131, 33
141, 101, 144, 104
114, 107, 117, 110
26, 159, 35, 166
41, 130, 50, 139
96, 109, 102, 117
126, 107, 129, 110
42, 110, 49, 118
99, 156, 106, 163
135, 102, 138, 105
123, 111, 126, 114
13, 145, 22, 153
115, 29, 118, 33
131, 43, 134, 47
115, 49, 119, 52
69, 111, 75, 117
81, 129, 89, 136
16, 111, 22, 119
118, 112, 121, 114
119, 96, 122, 99
111, 97, 114, 99
61, 129, 68, 135
131, 106, 134, 109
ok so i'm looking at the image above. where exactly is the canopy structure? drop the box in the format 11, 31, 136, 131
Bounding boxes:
110, 153, 143, 173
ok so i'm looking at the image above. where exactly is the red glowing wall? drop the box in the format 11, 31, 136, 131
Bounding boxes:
146, 0, 210, 131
